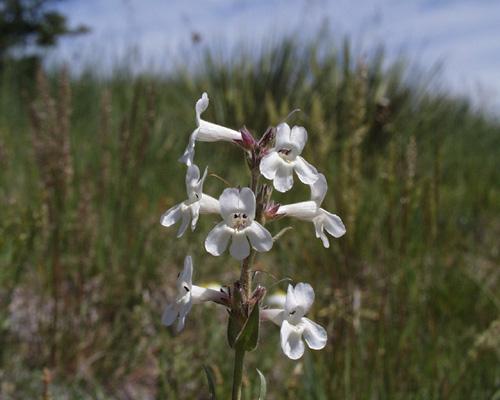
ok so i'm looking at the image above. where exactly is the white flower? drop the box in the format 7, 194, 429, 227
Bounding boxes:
261, 283, 327, 360
160, 164, 220, 238
277, 174, 346, 248
180, 93, 242, 166
162, 256, 226, 332
205, 187, 273, 260
259, 122, 319, 192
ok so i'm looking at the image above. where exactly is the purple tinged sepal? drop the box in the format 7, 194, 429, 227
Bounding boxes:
264, 201, 281, 221
235, 126, 257, 150
258, 126, 276, 148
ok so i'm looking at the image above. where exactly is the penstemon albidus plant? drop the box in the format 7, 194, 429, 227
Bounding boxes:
161, 93, 346, 399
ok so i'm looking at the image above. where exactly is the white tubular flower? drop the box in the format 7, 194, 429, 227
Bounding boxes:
160, 164, 220, 238
277, 174, 346, 248
259, 122, 319, 192
261, 283, 327, 360
180, 93, 242, 166
205, 187, 273, 260
162, 256, 226, 332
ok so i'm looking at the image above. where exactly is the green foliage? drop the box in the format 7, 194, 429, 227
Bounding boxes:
256, 368, 267, 400
203, 365, 218, 400
0, 37, 499, 399
235, 302, 260, 352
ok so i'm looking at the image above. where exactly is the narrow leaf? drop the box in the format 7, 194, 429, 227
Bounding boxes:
257, 368, 267, 400
203, 365, 217, 400
235, 302, 260, 351
227, 310, 241, 348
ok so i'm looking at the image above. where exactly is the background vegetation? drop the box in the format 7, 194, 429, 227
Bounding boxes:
0, 38, 499, 399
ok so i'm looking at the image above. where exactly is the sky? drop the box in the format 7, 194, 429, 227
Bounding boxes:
51, 0, 500, 112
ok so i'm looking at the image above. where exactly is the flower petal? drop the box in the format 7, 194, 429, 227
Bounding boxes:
290, 126, 308, 154
179, 255, 193, 287
260, 151, 282, 180
275, 122, 291, 149
274, 163, 294, 193
195, 93, 209, 125
302, 317, 328, 350
277, 201, 318, 220
310, 173, 327, 206
219, 188, 240, 220
294, 156, 319, 185
179, 131, 197, 166
160, 203, 182, 227
321, 209, 346, 238
186, 164, 200, 186
284, 284, 298, 314
313, 218, 330, 248
191, 285, 225, 303
280, 320, 305, 360
291, 282, 315, 314
205, 221, 232, 256
161, 304, 178, 327
229, 233, 250, 260
177, 208, 191, 238
261, 309, 285, 326
197, 120, 242, 142
246, 222, 273, 252
190, 202, 201, 230
199, 194, 220, 214
219, 187, 256, 223
239, 188, 256, 219
176, 315, 187, 332
176, 299, 193, 332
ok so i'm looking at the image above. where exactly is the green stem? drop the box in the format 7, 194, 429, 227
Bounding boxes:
240, 162, 260, 299
231, 152, 262, 399
231, 346, 246, 400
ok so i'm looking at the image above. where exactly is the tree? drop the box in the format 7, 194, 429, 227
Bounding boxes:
0, 0, 88, 62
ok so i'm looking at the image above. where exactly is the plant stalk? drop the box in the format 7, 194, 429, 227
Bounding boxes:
239, 159, 260, 299
232, 151, 261, 399
231, 346, 246, 400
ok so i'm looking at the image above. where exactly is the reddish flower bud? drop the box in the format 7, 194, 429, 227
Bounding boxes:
264, 201, 281, 220
235, 126, 257, 150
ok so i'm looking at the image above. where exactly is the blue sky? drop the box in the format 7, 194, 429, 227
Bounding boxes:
51, 0, 500, 112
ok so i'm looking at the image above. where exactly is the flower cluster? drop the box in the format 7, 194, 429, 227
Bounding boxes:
160, 93, 345, 363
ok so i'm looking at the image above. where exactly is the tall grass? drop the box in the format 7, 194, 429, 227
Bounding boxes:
0, 38, 499, 399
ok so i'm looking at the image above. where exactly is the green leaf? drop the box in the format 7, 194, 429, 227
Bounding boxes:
257, 368, 267, 400
227, 284, 245, 348
227, 310, 241, 348
203, 365, 217, 400
235, 302, 260, 351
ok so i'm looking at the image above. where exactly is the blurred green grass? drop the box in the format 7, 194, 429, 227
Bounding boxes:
0, 38, 499, 399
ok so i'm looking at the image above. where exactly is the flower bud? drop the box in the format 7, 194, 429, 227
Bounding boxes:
249, 285, 267, 307
264, 201, 281, 220
235, 126, 257, 150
